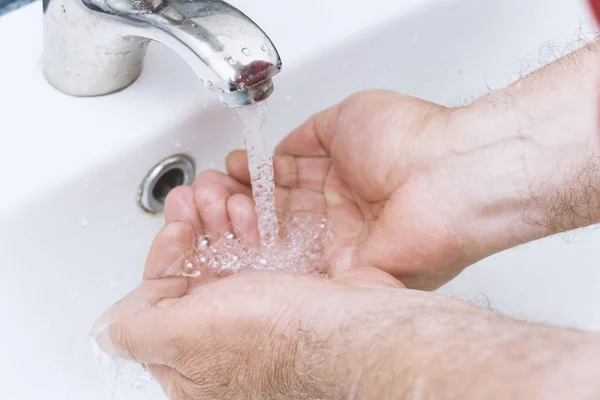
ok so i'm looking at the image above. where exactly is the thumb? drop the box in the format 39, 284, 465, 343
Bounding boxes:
94, 301, 184, 365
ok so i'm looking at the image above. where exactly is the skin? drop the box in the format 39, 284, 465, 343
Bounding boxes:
92, 41, 600, 398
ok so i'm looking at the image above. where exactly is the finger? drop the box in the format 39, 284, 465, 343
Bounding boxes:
90, 277, 187, 343
227, 150, 330, 191
144, 221, 196, 280
284, 188, 327, 214
195, 183, 232, 240
164, 186, 204, 236
226, 150, 251, 184
227, 194, 260, 246
95, 305, 174, 363
274, 104, 341, 157
194, 170, 251, 197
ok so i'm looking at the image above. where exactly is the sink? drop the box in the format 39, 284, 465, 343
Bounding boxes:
0, 0, 598, 398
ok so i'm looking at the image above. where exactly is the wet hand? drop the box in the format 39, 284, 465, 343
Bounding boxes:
226, 90, 469, 290
91, 221, 403, 399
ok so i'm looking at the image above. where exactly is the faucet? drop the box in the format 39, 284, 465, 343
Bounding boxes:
42, 0, 282, 107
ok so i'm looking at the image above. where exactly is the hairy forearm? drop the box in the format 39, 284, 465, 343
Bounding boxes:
447, 41, 600, 259
295, 291, 600, 399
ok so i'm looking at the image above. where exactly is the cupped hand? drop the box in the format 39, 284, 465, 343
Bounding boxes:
92, 219, 403, 399
224, 90, 473, 289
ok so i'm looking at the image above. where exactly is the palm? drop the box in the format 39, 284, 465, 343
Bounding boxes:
167, 91, 465, 289
224, 92, 463, 288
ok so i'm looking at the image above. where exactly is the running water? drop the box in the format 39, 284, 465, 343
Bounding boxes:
169, 101, 331, 278
236, 102, 279, 248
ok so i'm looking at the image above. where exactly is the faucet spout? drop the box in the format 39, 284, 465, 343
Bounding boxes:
42, 0, 282, 107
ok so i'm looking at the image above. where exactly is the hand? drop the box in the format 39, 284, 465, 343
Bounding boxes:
225, 39, 600, 290
223, 90, 469, 290
91, 218, 406, 399
91, 222, 600, 399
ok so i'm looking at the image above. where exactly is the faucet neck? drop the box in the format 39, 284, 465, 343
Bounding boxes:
43, 0, 282, 106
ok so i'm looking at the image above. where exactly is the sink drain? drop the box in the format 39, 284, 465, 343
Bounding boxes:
139, 154, 195, 213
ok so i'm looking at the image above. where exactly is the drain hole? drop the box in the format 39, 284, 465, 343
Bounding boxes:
152, 168, 185, 205
139, 154, 195, 213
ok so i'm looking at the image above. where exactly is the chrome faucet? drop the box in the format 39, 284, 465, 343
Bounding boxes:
42, 0, 282, 107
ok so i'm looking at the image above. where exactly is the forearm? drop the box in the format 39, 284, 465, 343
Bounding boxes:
448, 41, 600, 260
296, 291, 600, 399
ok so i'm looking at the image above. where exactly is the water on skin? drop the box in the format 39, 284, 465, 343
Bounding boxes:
170, 102, 332, 278
96, 102, 331, 397
92, 340, 158, 399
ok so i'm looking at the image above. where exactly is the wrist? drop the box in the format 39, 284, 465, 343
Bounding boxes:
298, 289, 600, 399
442, 43, 600, 262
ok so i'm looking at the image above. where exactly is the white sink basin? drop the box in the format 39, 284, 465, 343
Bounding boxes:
0, 0, 598, 398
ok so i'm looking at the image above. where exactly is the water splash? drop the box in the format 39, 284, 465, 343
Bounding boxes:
170, 212, 330, 278
92, 340, 159, 400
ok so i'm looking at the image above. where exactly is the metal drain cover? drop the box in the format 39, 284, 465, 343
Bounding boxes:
139, 154, 195, 213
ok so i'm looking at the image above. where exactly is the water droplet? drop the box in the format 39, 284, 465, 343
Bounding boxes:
221, 103, 229, 109
241, 47, 251, 56
238, 82, 247, 91
199, 239, 208, 249
225, 232, 234, 240
199, 78, 204, 84
79, 217, 88, 227
199, 256, 207, 263
260, 44, 268, 52
259, 258, 268, 266
217, 88, 224, 94
206, 80, 213, 87
228, 57, 236, 65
